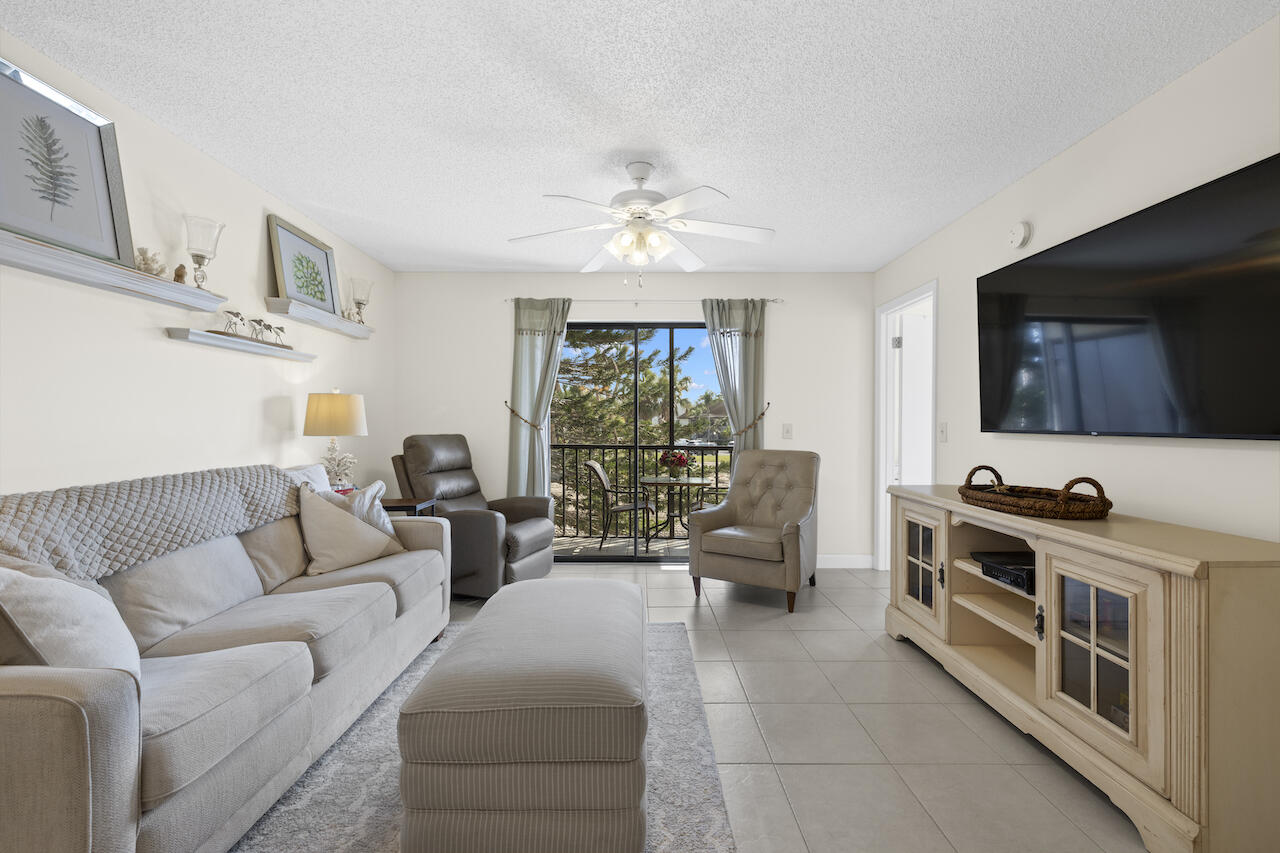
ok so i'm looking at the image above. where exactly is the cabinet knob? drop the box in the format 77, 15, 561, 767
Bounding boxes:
1034, 605, 1045, 641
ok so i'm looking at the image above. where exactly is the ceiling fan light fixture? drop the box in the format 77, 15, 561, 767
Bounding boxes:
628, 249, 650, 266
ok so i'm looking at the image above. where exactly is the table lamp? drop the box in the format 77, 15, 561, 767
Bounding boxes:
303, 389, 367, 489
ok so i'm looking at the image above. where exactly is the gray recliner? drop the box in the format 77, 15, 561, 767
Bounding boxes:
393, 435, 554, 597
689, 449, 820, 612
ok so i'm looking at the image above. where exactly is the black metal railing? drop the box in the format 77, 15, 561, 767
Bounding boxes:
551, 444, 733, 544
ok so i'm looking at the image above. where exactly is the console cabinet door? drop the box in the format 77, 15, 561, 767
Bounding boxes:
894, 501, 947, 640
1040, 542, 1166, 793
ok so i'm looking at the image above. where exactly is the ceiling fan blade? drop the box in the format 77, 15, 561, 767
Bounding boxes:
509, 222, 618, 243
581, 245, 612, 273
650, 185, 728, 219
544, 194, 625, 217
663, 234, 705, 272
666, 218, 775, 244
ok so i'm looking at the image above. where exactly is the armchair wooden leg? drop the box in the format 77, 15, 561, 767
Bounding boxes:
692, 576, 701, 597
809, 573, 816, 587
786, 591, 796, 612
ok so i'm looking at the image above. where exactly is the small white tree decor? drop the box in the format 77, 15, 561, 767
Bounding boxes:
321, 439, 357, 488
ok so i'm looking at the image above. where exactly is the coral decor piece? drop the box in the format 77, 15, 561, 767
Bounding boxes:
133, 246, 167, 277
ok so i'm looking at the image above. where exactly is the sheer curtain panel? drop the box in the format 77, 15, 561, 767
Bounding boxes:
507, 298, 572, 496
702, 298, 767, 453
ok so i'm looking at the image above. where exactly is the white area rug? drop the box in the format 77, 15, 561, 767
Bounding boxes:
231, 621, 736, 852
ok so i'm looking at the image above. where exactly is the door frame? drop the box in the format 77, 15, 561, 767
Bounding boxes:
874, 280, 938, 573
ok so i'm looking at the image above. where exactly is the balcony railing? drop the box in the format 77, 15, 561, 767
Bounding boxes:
551, 444, 733, 549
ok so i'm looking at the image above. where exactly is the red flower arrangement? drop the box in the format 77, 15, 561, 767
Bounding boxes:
658, 449, 692, 477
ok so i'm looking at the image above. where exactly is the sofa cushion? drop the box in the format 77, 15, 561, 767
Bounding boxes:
504, 516, 554, 563
284, 463, 331, 493
239, 517, 308, 592
298, 485, 403, 575
138, 642, 312, 810
0, 562, 141, 681
101, 535, 264, 652
271, 549, 446, 615
142, 584, 395, 681
701, 525, 784, 562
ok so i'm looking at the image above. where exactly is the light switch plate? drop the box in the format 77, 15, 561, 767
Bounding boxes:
781, 423, 794, 439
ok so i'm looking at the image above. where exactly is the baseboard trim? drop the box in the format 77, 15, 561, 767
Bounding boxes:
818, 554, 874, 569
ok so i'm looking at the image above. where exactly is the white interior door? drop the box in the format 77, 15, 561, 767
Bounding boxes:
875, 284, 936, 572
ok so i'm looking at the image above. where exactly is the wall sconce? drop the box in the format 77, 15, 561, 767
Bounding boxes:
184, 215, 226, 289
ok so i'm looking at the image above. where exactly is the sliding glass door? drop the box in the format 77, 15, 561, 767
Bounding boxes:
550, 323, 732, 561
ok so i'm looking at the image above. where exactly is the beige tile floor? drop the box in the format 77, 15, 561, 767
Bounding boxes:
448, 563, 1149, 853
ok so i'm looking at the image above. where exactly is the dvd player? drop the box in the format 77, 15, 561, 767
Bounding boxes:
970, 551, 1035, 595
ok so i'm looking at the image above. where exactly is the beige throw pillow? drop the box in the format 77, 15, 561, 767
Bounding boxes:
0, 563, 141, 682
299, 483, 404, 575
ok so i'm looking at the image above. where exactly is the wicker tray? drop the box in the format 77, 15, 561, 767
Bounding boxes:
958, 465, 1112, 520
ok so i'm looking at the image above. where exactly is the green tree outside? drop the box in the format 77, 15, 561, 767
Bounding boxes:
550, 327, 732, 545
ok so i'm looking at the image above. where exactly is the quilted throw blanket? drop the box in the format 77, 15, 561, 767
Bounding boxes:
0, 465, 297, 581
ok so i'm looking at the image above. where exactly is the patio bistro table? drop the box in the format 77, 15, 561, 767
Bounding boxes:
639, 475, 715, 537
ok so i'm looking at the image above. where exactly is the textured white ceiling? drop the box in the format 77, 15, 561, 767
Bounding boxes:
2, 1, 1275, 272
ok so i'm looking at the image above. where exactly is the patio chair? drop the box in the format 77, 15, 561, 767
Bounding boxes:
584, 460, 657, 553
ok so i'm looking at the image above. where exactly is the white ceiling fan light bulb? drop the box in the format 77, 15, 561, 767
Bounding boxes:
619, 230, 635, 249
646, 230, 664, 249
629, 249, 650, 266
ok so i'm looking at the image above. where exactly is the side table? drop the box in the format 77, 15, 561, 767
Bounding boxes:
380, 496, 438, 517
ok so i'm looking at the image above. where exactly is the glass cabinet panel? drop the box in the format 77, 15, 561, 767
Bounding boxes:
903, 518, 938, 612
1055, 574, 1133, 734
896, 503, 947, 640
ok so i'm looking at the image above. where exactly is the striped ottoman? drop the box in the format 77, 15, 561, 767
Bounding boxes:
398, 578, 647, 853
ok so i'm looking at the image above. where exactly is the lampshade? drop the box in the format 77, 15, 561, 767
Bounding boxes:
303, 391, 368, 437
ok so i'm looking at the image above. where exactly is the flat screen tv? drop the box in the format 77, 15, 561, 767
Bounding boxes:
977, 152, 1280, 441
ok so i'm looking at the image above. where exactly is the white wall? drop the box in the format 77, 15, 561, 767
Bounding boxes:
394, 272, 875, 558
0, 29, 404, 492
874, 17, 1280, 541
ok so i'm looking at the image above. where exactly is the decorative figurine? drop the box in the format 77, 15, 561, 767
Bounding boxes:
173, 264, 188, 284
248, 318, 267, 341
270, 324, 286, 345
222, 311, 246, 335
134, 247, 167, 277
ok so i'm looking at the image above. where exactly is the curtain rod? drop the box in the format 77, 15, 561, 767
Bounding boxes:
504, 297, 784, 304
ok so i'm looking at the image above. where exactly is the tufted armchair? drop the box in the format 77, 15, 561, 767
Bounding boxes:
393, 435, 554, 597
689, 449, 820, 612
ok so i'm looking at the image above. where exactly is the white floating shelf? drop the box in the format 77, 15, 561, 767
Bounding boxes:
265, 297, 373, 339
0, 230, 226, 312
165, 328, 317, 362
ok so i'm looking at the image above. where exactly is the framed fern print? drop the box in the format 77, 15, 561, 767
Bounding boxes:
0, 56, 134, 265
267, 214, 339, 315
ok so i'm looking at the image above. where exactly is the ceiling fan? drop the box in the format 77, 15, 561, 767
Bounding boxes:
509, 161, 775, 272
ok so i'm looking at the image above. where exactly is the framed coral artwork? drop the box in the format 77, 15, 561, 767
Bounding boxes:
0, 55, 134, 266
267, 213, 339, 315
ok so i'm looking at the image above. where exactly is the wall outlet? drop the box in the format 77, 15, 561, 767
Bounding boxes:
938, 421, 948, 443
781, 423, 794, 440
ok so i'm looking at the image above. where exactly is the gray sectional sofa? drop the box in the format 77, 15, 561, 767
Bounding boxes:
0, 464, 451, 853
